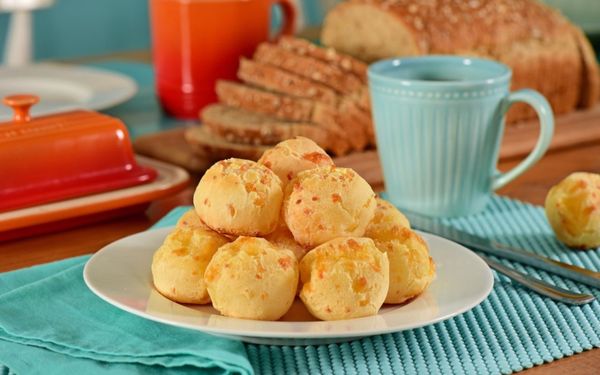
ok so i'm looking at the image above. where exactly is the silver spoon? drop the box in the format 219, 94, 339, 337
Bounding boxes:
481, 255, 595, 305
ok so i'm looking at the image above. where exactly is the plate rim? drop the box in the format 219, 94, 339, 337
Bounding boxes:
83, 226, 494, 340
0, 62, 138, 118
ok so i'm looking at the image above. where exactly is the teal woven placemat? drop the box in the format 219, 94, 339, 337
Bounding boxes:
165, 197, 600, 375
3, 196, 596, 374
160, 196, 600, 375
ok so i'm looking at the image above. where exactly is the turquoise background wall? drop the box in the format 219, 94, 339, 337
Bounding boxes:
0, 0, 326, 61
0, 0, 150, 60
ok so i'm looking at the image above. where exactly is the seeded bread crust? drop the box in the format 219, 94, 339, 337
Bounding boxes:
216, 80, 364, 153
216, 80, 314, 122
201, 104, 332, 150
253, 43, 363, 95
322, 0, 599, 123
339, 98, 375, 146
185, 126, 269, 161
238, 58, 339, 106
278, 36, 367, 83
312, 102, 368, 151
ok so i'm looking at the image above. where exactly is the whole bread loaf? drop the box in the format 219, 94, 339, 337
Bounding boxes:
322, 0, 599, 122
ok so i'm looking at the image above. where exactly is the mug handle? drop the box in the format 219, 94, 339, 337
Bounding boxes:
272, 0, 297, 38
492, 89, 554, 190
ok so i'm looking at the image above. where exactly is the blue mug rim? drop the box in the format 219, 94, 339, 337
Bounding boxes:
367, 55, 512, 88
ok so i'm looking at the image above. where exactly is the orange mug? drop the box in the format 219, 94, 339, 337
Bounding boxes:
150, 0, 296, 119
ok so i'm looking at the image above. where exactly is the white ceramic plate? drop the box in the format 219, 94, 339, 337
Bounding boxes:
84, 228, 494, 345
0, 63, 137, 121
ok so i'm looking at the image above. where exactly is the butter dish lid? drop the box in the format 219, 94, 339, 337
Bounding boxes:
0, 94, 158, 212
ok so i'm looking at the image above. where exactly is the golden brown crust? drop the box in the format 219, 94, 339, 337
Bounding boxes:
193, 158, 283, 237
184, 126, 269, 161
258, 136, 334, 188
204, 236, 298, 320
323, 0, 593, 122
151, 227, 229, 304
283, 166, 377, 247
545, 172, 600, 249
278, 36, 368, 83
254, 42, 363, 95
311, 103, 367, 152
238, 58, 339, 106
339, 98, 374, 147
299, 237, 389, 320
201, 104, 332, 149
215, 82, 353, 155
216, 80, 314, 122
346, 0, 575, 55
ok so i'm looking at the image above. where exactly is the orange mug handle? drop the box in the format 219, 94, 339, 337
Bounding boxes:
272, 0, 296, 39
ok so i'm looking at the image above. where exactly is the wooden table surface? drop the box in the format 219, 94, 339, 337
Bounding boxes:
1, 62, 599, 373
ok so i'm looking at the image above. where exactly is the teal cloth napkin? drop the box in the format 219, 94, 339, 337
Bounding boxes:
0, 211, 253, 375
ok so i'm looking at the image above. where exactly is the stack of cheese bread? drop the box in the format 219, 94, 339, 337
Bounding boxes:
185, 37, 374, 159
152, 137, 435, 321
321, 0, 600, 123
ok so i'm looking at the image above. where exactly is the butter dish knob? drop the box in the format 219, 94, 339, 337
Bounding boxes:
3, 94, 40, 123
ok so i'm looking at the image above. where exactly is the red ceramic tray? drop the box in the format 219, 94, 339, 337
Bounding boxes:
0, 156, 189, 241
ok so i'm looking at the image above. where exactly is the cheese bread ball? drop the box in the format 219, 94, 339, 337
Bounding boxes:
299, 237, 389, 320
265, 223, 310, 295
258, 136, 334, 188
284, 167, 377, 247
194, 158, 283, 237
365, 198, 410, 241
152, 227, 229, 304
204, 237, 298, 320
545, 172, 600, 249
369, 224, 435, 304
176, 209, 206, 229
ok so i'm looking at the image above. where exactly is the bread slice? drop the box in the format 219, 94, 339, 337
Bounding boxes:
216, 80, 314, 122
253, 43, 363, 95
215, 80, 359, 153
185, 126, 268, 161
339, 97, 375, 146
201, 104, 332, 150
277, 36, 367, 83
312, 102, 368, 151
350, 86, 371, 112
238, 58, 339, 106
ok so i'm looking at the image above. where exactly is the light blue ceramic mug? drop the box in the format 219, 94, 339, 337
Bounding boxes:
368, 56, 554, 217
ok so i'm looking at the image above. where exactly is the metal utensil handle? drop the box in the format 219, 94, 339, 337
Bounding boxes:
481, 255, 595, 305
489, 241, 600, 289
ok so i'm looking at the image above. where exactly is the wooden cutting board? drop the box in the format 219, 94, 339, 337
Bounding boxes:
134, 105, 600, 186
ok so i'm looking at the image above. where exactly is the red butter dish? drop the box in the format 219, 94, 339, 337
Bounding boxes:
0, 94, 157, 212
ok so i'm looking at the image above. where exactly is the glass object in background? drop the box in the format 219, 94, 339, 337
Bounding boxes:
150, 0, 296, 119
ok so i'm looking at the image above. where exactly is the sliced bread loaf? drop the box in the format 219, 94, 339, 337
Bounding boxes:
201, 104, 333, 151
253, 43, 363, 95
277, 36, 367, 83
215, 80, 361, 153
216, 80, 314, 122
339, 97, 375, 146
238, 58, 339, 106
185, 126, 268, 161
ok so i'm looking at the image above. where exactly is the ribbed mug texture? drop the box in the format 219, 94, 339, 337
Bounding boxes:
369, 56, 512, 217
